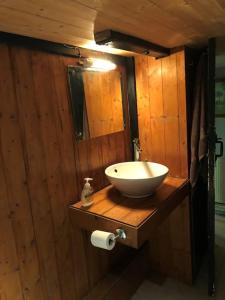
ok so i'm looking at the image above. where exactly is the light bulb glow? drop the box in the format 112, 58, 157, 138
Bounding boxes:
87, 58, 116, 71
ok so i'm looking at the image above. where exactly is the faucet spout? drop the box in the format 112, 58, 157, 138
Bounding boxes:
133, 138, 142, 161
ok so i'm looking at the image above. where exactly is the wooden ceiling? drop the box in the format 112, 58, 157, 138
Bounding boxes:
1, 0, 225, 55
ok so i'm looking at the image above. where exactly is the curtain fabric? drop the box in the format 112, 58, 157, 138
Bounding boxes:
190, 54, 207, 187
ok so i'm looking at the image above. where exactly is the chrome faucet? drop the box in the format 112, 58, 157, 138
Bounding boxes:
133, 138, 142, 161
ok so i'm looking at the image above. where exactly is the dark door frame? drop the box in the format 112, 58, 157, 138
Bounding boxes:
207, 37, 216, 297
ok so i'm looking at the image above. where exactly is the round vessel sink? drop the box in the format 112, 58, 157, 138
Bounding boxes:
105, 161, 169, 198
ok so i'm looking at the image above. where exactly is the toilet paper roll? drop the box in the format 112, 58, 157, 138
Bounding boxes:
91, 230, 116, 250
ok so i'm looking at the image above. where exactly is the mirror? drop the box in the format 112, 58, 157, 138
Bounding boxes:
67, 65, 126, 140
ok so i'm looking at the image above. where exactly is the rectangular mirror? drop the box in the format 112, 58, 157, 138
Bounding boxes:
67, 65, 126, 140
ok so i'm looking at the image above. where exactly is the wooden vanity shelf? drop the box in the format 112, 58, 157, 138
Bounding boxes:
70, 177, 189, 249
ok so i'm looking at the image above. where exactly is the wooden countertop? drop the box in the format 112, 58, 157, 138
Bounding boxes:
70, 176, 189, 248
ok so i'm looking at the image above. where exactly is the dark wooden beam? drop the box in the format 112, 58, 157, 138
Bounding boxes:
0, 31, 82, 57
95, 30, 170, 58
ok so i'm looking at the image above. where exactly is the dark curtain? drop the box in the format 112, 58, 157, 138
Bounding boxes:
188, 52, 208, 280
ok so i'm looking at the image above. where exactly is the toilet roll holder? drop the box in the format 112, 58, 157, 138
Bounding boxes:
113, 228, 127, 240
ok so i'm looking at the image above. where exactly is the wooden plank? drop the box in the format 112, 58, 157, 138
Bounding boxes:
12, 46, 61, 300
94, 4, 193, 47
47, 53, 81, 300
161, 54, 181, 176
135, 55, 151, 160
83, 230, 111, 291
0, 272, 24, 300
164, 117, 181, 177
135, 50, 187, 178
0, 43, 45, 300
0, 6, 92, 41
70, 228, 90, 299
1, 0, 225, 53
162, 52, 186, 177
63, 55, 131, 298
148, 57, 164, 118
102, 245, 149, 300
84, 245, 148, 300
0, 137, 24, 300
135, 55, 167, 165
142, 55, 166, 164
49, 56, 82, 297
149, 118, 166, 165
88, 137, 105, 190
176, 50, 188, 178
101, 134, 119, 186
0, 0, 96, 28
148, 196, 192, 284
162, 54, 179, 117
30, 49, 79, 300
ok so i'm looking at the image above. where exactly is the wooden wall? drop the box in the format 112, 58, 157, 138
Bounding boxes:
0, 41, 192, 300
148, 196, 192, 284
135, 50, 192, 283
135, 50, 188, 178
0, 43, 131, 300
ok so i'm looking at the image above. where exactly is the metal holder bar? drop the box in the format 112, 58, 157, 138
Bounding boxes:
113, 228, 127, 240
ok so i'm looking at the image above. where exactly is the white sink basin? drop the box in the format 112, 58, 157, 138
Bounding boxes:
105, 161, 169, 198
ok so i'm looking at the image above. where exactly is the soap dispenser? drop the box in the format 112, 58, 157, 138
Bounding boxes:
81, 178, 94, 207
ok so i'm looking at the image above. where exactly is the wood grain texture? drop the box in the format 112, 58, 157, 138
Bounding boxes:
135, 50, 188, 178
148, 196, 192, 284
135, 50, 191, 283
0, 43, 45, 300
0, 129, 24, 300
70, 177, 189, 248
1, 0, 225, 53
0, 42, 131, 300
0, 41, 191, 298
83, 69, 124, 138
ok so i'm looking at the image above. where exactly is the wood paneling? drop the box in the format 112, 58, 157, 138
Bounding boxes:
135, 50, 188, 178
0, 43, 45, 300
0, 40, 192, 299
0, 42, 131, 299
83, 245, 148, 300
83, 69, 124, 138
148, 196, 192, 284
1, 0, 225, 54
135, 50, 191, 283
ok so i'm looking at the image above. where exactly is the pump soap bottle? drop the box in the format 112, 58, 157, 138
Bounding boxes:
81, 178, 94, 207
